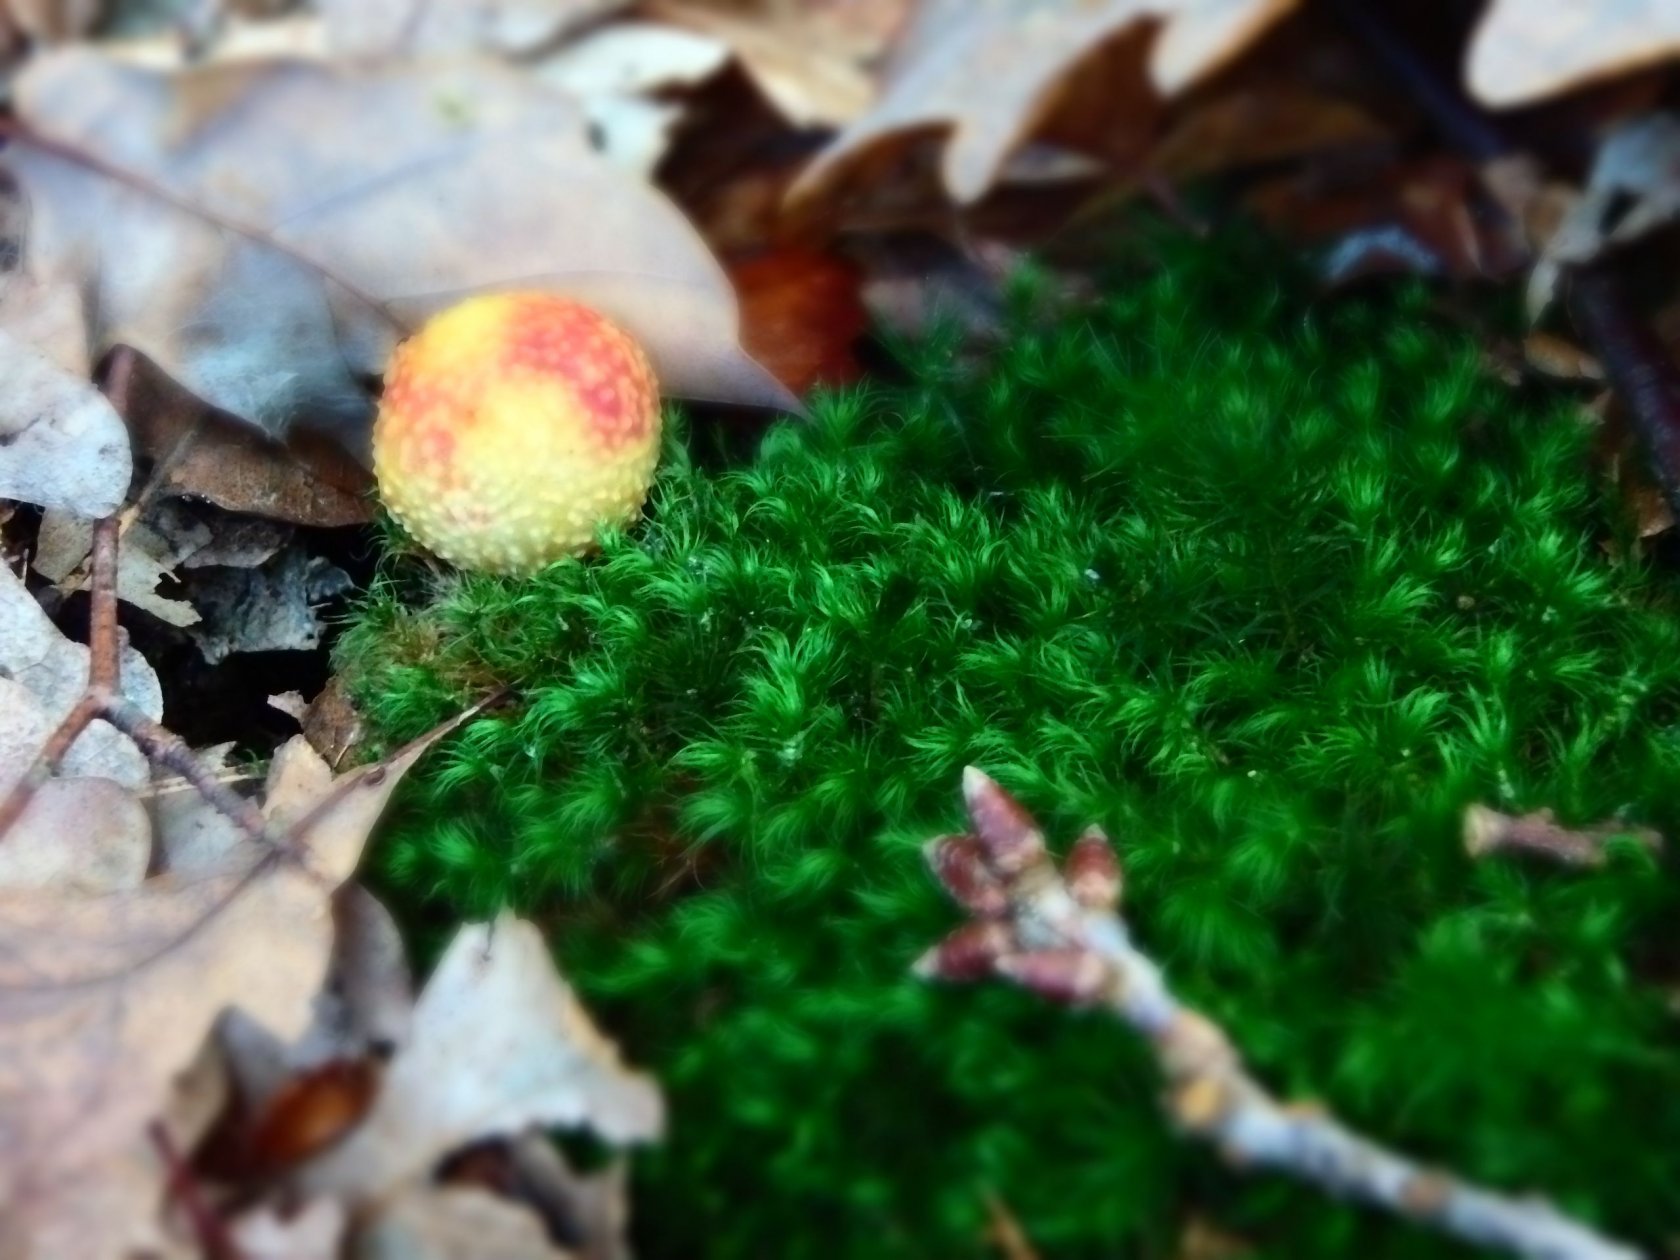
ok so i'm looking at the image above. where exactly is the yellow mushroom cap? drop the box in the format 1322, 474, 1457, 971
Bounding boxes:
373, 292, 662, 574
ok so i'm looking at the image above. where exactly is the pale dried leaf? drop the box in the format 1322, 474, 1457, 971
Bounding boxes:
645, 0, 876, 126
352, 1185, 571, 1260
269, 690, 310, 723
502, 1135, 632, 1260
0, 560, 163, 789
104, 10, 331, 67
230, 1198, 348, 1260
153, 733, 330, 877
298, 914, 663, 1202
323, 0, 630, 58
261, 734, 336, 831
5, 0, 101, 40
4, 50, 792, 448
18, 1034, 225, 1260
1467, 0, 1680, 107
221, 886, 415, 1108
1528, 113, 1680, 316
0, 776, 150, 894
0, 678, 53, 788
532, 22, 731, 174
0, 715, 459, 1256
0, 328, 131, 516
792, 0, 1297, 205
35, 507, 207, 627
0, 861, 337, 1254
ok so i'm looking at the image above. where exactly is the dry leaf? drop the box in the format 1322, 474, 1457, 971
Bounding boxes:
3, 49, 793, 451
0, 775, 150, 894
0, 327, 131, 517
0, 714, 460, 1258
125, 369, 375, 527
792, 0, 1298, 205
647, 0, 878, 126
0, 559, 163, 789
1467, 0, 1680, 107
322, 0, 630, 58
185, 545, 353, 664
1528, 112, 1680, 316
730, 245, 867, 394
35, 506, 207, 627
230, 1198, 348, 1260
298, 914, 663, 1202
218, 884, 414, 1122
532, 20, 733, 174
154, 733, 331, 877
301, 675, 365, 769
269, 690, 310, 723
443, 1135, 633, 1260
4, 0, 100, 40
352, 1184, 571, 1260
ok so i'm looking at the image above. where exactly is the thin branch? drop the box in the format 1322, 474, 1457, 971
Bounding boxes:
0, 695, 101, 837
86, 505, 124, 694
150, 1120, 237, 1260
102, 699, 274, 844
917, 769, 1643, 1260
0, 346, 285, 855
1464, 803, 1663, 868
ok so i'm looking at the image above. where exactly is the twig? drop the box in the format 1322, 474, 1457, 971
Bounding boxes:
1464, 804, 1663, 868
150, 1120, 238, 1260
0, 348, 286, 854
916, 769, 1643, 1260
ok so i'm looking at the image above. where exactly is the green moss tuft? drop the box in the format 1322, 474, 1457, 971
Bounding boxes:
340, 243, 1680, 1258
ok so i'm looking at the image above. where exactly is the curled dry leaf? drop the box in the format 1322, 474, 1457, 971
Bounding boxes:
298, 914, 663, 1204
2, 49, 793, 450
230, 1197, 347, 1260
354, 1184, 571, 1260
321, 0, 631, 59
0, 713, 463, 1260
1467, 0, 1680, 108
185, 544, 353, 665
0, 559, 162, 789
0, 771, 150, 895
35, 505, 206, 627
1528, 112, 1680, 317
124, 367, 375, 528
532, 21, 734, 175
792, 0, 1299, 206
4, 0, 100, 41
646, 0, 881, 127
443, 1134, 633, 1260
0, 327, 131, 516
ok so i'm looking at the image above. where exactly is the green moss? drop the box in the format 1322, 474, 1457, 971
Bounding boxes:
340, 242, 1680, 1258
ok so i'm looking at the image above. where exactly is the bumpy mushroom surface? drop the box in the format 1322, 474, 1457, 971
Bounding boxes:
373, 293, 662, 574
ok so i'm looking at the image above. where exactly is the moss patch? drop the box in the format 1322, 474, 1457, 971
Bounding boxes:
341, 245, 1680, 1258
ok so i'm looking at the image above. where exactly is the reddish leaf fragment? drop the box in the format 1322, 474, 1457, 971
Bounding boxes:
244, 1058, 381, 1173
730, 246, 866, 395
